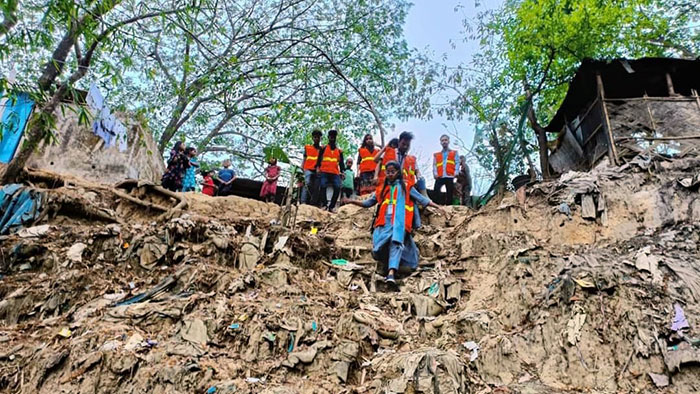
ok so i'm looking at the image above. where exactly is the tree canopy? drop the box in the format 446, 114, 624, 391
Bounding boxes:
401, 0, 699, 193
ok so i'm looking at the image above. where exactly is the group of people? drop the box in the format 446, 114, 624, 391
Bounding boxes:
161, 130, 473, 284
160, 141, 281, 202
300, 130, 472, 211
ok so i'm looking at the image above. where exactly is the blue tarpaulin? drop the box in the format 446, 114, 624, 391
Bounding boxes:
0, 184, 44, 234
0, 92, 35, 163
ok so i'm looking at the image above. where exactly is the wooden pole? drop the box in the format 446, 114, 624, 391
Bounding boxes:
596, 73, 619, 166
666, 73, 676, 96
643, 93, 657, 133
692, 89, 700, 112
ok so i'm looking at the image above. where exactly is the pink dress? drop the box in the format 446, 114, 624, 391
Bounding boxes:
260, 165, 280, 198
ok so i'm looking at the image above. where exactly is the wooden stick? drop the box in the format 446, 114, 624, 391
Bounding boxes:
616, 135, 700, 142
604, 97, 695, 102
596, 74, 619, 165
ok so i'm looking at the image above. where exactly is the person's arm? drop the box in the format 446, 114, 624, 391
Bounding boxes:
465, 165, 472, 191
410, 188, 446, 215
357, 153, 362, 174
316, 146, 325, 170
373, 145, 387, 163
453, 151, 460, 176
339, 151, 345, 173
432, 154, 438, 178
342, 193, 377, 207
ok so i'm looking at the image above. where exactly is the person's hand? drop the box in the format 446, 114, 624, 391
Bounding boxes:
371, 177, 378, 186
340, 197, 350, 204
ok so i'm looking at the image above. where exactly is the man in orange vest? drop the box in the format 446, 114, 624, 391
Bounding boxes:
316, 129, 345, 212
301, 129, 323, 205
342, 161, 443, 283
433, 134, 460, 205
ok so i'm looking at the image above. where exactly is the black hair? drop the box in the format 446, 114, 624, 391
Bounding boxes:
440, 134, 449, 140
399, 131, 414, 142
388, 138, 399, 148
362, 134, 374, 150
312, 129, 322, 137
328, 129, 338, 137
185, 146, 196, 155
201, 169, 212, 176
381, 160, 406, 195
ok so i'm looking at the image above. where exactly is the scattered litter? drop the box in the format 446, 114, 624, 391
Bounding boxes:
206, 386, 217, 394
567, 313, 586, 345
245, 377, 261, 384
57, 328, 72, 338
463, 341, 480, 362
181, 319, 209, 346
228, 323, 241, 330
310, 227, 318, 235
331, 259, 348, 266
648, 373, 669, 388
671, 303, 690, 332
67, 242, 87, 263
574, 278, 595, 289
17, 224, 50, 238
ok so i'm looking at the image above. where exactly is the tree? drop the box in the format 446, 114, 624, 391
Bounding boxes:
0, 0, 193, 183
108, 0, 411, 165
400, 0, 699, 191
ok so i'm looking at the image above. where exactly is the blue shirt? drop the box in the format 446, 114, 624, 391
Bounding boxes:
218, 168, 236, 182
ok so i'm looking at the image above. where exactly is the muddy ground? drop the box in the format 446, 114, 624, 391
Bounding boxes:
1, 156, 700, 393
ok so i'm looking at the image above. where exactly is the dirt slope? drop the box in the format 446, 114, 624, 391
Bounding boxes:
1, 156, 700, 393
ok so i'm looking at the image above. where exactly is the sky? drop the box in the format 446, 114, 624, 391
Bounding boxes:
392, 0, 502, 191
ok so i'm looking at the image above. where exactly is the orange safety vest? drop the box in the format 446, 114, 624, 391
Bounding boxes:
320, 146, 342, 175
402, 155, 417, 189
374, 182, 415, 233
375, 147, 398, 196
358, 147, 377, 173
434, 150, 457, 177
303, 145, 320, 171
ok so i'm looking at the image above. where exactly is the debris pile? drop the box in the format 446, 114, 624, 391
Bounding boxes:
1, 156, 700, 393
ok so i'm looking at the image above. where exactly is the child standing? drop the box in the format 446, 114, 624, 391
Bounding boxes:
341, 157, 355, 199
182, 147, 199, 192
201, 170, 217, 196
260, 157, 281, 203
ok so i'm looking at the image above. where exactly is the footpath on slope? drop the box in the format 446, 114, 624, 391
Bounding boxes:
1, 156, 700, 393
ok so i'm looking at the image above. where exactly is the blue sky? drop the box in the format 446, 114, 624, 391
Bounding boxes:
392, 0, 502, 190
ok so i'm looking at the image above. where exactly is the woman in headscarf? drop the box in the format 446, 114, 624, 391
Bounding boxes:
161, 141, 190, 192
342, 161, 444, 283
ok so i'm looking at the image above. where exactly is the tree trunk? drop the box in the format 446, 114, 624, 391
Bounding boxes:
525, 96, 550, 179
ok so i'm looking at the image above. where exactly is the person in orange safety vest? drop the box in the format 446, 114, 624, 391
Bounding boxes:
301, 129, 323, 205
316, 129, 345, 212
432, 134, 460, 205
342, 161, 444, 284
356, 134, 378, 195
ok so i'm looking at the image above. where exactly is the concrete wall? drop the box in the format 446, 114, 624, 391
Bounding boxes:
27, 105, 164, 185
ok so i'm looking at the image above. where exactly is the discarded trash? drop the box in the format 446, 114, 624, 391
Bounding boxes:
566, 313, 586, 345
17, 224, 50, 238
310, 227, 318, 235
228, 323, 240, 330
115, 275, 176, 306
574, 278, 595, 289
311, 321, 317, 331
558, 202, 571, 217
58, 328, 72, 338
263, 332, 276, 342
331, 259, 348, 266
671, 303, 690, 332
181, 319, 209, 346
287, 332, 295, 352
648, 372, 669, 388
0, 184, 44, 234
206, 387, 217, 394
463, 341, 480, 362
246, 377, 261, 383
67, 242, 87, 263
428, 282, 439, 296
